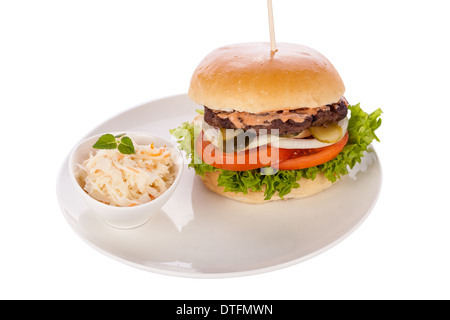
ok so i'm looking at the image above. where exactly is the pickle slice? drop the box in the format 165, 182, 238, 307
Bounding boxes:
218, 128, 256, 153
220, 128, 244, 141
310, 123, 343, 143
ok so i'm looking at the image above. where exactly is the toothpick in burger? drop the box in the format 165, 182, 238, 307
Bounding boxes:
171, 42, 382, 203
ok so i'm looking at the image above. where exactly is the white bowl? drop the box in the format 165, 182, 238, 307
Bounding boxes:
68, 131, 183, 229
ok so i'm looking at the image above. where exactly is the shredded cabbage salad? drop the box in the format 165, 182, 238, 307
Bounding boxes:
77, 143, 176, 207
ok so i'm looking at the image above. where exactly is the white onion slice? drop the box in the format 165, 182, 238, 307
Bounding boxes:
201, 116, 349, 151
273, 117, 348, 149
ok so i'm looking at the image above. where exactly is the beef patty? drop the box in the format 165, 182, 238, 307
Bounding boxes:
204, 97, 348, 134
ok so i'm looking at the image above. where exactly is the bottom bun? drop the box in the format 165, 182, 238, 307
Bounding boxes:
200, 171, 335, 204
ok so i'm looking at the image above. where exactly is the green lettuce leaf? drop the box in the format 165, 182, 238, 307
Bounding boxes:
170, 104, 382, 200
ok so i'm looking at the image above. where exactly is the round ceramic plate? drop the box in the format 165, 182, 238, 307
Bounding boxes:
56, 94, 382, 278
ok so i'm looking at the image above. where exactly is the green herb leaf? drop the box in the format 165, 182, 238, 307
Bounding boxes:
92, 133, 136, 154
117, 136, 135, 154
93, 134, 117, 149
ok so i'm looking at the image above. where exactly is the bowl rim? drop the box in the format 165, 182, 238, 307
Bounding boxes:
68, 131, 184, 211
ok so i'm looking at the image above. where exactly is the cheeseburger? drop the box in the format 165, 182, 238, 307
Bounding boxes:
171, 42, 382, 203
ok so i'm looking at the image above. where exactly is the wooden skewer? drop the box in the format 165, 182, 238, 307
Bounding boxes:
267, 0, 277, 52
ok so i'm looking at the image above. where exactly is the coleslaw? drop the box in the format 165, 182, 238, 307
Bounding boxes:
76, 142, 176, 207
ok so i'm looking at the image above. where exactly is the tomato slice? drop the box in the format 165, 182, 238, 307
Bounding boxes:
196, 131, 348, 171
275, 132, 349, 170
196, 132, 294, 171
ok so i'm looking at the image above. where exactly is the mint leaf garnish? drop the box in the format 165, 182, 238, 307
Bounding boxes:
92, 133, 136, 154
118, 136, 135, 154
93, 134, 117, 149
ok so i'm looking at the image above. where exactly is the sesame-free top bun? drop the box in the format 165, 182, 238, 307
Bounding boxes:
188, 42, 345, 113
200, 171, 335, 204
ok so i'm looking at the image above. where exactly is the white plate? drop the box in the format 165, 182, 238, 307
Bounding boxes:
56, 94, 382, 278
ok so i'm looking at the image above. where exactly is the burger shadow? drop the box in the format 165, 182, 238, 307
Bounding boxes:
185, 148, 382, 274
185, 176, 339, 274
75, 148, 381, 277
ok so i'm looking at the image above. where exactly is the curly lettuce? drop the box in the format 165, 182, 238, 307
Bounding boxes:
170, 104, 382, 200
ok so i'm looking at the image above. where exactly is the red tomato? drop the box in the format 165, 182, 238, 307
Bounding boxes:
195, 132, 294, 171
196, 131, 348, 171
275, 132, 349, 170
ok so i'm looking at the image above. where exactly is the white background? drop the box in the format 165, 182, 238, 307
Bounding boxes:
1, 0, 449, 300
